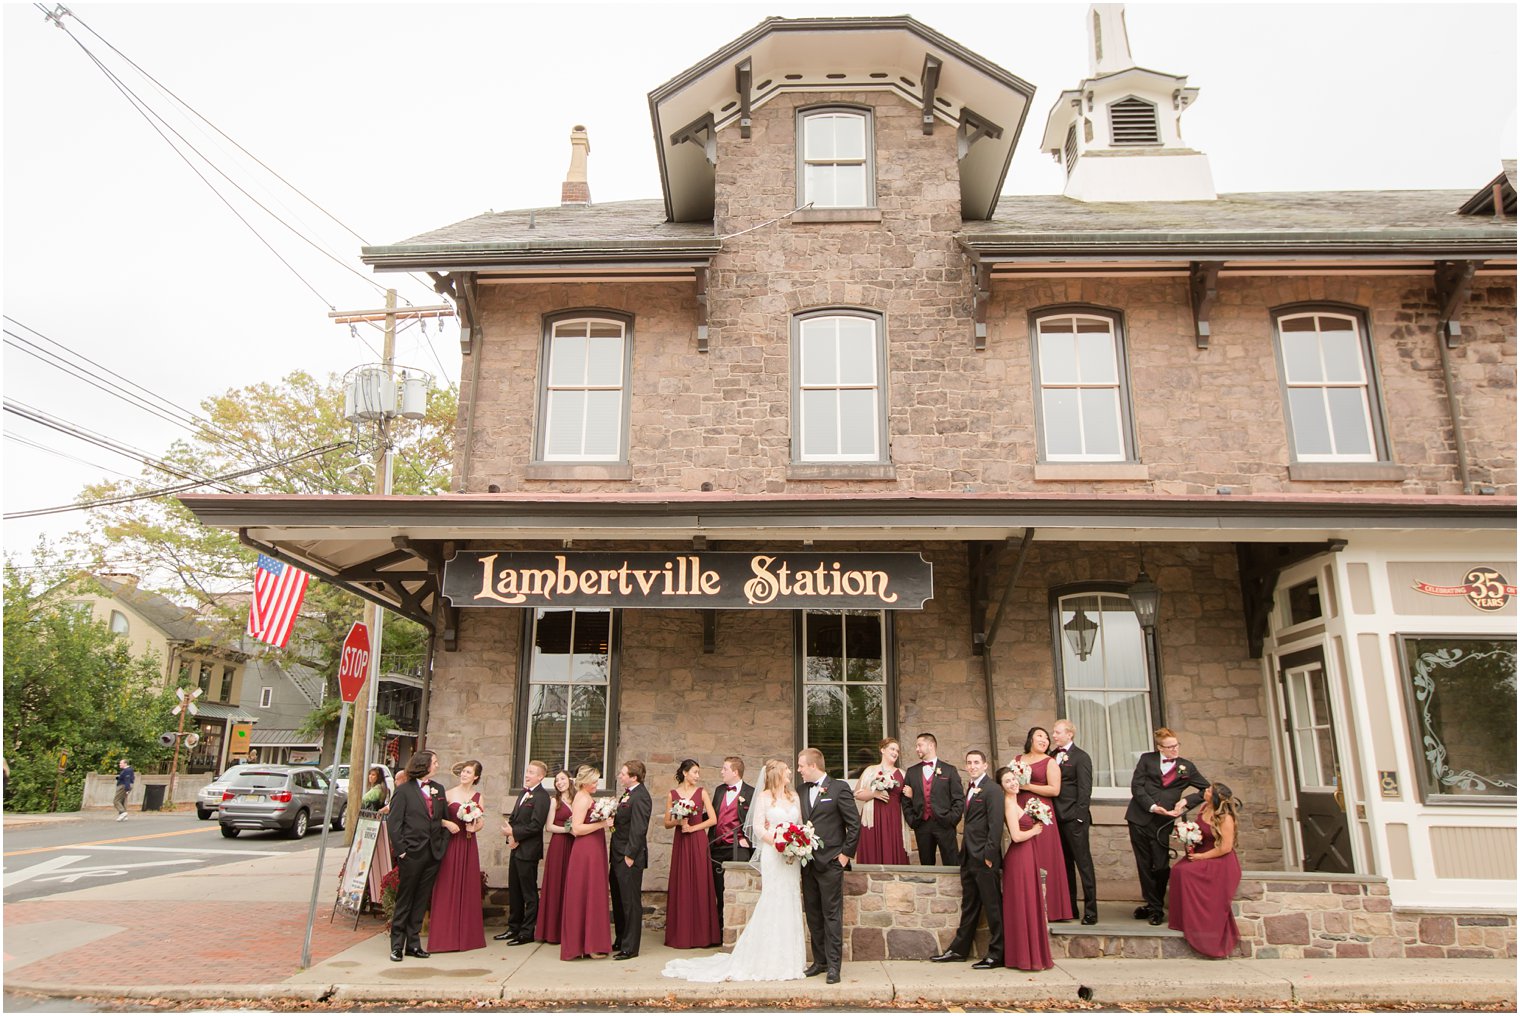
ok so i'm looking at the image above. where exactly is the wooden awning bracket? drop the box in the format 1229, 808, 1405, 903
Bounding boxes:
671, 112, 719, 166
1435, 259, 1482, 348
430, 271, 480, 355
920, 54, 943, 135
734, 59, 753, 140
1190, 260, 1222, 349
956, 106, 1004, 160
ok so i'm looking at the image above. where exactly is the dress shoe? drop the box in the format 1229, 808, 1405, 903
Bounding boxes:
1081, 914, 1098, 926
826, 970, 841, 984
1148, 911, 1166, 926
803, 963, 826, 977
613, 951, 635, 961
493, 931, 517, 942
972, 957, 999, 970
405, 946, 431, 958
510, 936, 533, 945
1133, 905, 1152, 920
929, 950, 966, 963
389, 949, 404, 962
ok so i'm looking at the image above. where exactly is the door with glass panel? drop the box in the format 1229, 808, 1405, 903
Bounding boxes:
1277, 648, 1353, 873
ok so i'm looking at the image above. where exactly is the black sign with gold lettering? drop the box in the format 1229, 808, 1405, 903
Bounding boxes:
443, 551, 934, 611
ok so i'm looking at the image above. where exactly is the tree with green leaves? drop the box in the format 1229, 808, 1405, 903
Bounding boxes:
64, 370, 455, 764
3, 557, 177, 812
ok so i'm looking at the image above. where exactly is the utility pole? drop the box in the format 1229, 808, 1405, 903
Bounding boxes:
329, 290, 452, 841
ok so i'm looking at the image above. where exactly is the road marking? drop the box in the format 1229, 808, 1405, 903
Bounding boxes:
4, 856, 201, 887
65, 844, 285, 856
2, 854, 88, 888
3, 825, 227, 857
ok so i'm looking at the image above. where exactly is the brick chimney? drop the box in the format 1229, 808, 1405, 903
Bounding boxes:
561, 125, 591, 205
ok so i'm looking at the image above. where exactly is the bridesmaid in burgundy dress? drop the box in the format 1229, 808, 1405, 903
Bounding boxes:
559, 765, 614, 961
852, 738, 910, 864
997, 766, 1052, 972
428, 759, 487, 953
1014, 726, 1074, 922
663, 759, 721, 948
1168, 783, 1243, 958
534, 769, 576, 944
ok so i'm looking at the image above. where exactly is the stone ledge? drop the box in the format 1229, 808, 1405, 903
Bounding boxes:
523, 463, 633, 481
1034, 462, 1150, 481
791, 208, 884, 224
786, 462, 897, 480
1287, 462, 1407, 482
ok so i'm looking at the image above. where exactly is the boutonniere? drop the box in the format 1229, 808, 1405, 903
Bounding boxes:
1054, 752, 1069, 766
421, 785, 435, 798
934, 767, 942, 777
969, 786, 982, 797
618, 791, 631, 805
1177, 764, 1188, 777
738, 797, 747, 806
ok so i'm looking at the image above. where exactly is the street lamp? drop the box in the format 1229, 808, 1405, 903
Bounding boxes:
1063, 607, 1099, 661
1127, 558, 1162, 725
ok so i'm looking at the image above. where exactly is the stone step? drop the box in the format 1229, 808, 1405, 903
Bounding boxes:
1048, 900, 1183, 938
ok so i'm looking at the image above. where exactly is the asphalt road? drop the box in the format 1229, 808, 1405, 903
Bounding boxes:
2, 811, 325, 903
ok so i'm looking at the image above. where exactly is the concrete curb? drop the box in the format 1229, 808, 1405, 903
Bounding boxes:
1, 983, 334, 1002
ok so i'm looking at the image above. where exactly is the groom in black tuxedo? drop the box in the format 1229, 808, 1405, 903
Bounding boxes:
1052, 719, 1098, 925
900, 732, 963, 865
609, 759, 652, 960
797, 748, 860, 985
1126, 727, 1208, 924
497, 759, 551, 944
386, 749, 448, 962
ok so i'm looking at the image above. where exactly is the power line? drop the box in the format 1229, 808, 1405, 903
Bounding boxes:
4, 429, 145, 481
4, 439, 354, 519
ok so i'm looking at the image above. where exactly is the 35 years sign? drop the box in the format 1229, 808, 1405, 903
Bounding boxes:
443, 551, 933, 611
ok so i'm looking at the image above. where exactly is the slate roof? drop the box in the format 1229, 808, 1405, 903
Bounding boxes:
94, 575, 210, 643
363, 191, 1512, 271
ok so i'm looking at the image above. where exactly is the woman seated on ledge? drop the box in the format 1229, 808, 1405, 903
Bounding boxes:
1167, 782, 1242, 958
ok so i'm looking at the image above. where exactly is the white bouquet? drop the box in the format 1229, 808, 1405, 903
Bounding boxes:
1023, 798, 1054, 825
1174, 819, 1203, 853
456, 800, 484, 825
1007, 760, 1033, 788
670, 797, 698, 820
589, 797, 618, 823
867, 770, 898, 793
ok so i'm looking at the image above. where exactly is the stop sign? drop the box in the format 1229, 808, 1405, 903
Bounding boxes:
338, 622, 371, 703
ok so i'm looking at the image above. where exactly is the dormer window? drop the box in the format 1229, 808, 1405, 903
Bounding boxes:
1109, 96, 1160, 145
798, 107, 874, 209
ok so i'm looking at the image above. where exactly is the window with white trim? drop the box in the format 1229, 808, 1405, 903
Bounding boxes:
538, 316, 629, 462
109, 610, 130, 635
259, 686, 274, 709
520, 609, 615, 787
798, 108, 873, 209
799, 610, 892, 780
794, 311, 887, 463
1274, 310, 1383, 462
1053, 588, 1158, 789
1033, 310, 1134, 461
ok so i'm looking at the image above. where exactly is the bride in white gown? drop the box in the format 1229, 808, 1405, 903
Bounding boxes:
662, 759, 806, 982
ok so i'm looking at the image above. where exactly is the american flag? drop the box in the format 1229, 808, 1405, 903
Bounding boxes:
248, 554, 309, 648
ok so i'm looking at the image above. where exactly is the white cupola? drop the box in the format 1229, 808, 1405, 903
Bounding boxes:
1039, 4, 1216, 202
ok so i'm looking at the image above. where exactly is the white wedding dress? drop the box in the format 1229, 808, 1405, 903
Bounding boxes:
662, 792, 806, 982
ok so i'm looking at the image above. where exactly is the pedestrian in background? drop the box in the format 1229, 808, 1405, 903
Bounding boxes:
113, 758, 135, 821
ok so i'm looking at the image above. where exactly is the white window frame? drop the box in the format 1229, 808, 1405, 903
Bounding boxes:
797, 610, 894, 781
792, 310, 888, 464
259, 686, 273, 709
519, 608, 617, 790
109, 609, 130, 635
1031, 309, 1136, 462
797, 106, 875, 209
1273, 309, 1385, 463
536, 313, 631, 463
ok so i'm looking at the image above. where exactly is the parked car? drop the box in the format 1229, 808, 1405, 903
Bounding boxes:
196, 763, 247, 820
327, 762, 395, 800
217, 765, 346, 839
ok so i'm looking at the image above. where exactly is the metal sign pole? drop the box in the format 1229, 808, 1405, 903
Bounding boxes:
302, 699, 349, 969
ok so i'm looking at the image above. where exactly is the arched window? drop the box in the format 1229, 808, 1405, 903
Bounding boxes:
536, 312, 631, 462
1051, 586, 1159, 789
792, 310, 888, 463
109, 610, 130, 635
797, 107, 874, 208
1273, 307, 1387, 462
1031, 308, 1136, 462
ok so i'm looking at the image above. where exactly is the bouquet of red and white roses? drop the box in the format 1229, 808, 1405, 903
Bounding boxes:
1007, 760, 1034, 788
1174, 818, 1202, 853
670, 797, 698, 820
456, 800, 484, 825
1023, 798, 1054, 826
776, 821, 819, 865
867, 770, 898, 793
589, 797, 618, 823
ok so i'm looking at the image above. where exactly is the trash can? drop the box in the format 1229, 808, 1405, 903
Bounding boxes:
141, 783, 167, 811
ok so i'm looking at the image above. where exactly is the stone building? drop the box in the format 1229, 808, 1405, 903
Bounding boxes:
183, 7, 1516, 936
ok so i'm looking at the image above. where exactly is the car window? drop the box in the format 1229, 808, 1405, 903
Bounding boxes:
229, 771, 289, 790
311, 771, 329, 789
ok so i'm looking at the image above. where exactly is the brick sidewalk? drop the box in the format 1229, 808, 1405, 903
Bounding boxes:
3, 898, 381, 984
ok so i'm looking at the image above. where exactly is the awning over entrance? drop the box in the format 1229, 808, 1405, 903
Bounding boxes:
193, 701, 259, 724
180, 489, 1514, 635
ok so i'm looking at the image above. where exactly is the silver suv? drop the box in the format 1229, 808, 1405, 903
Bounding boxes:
217, 765, 347, 839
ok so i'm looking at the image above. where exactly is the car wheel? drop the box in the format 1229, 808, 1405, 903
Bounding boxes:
197, 807, 212, 821
221, 826, 240, 838
330, 808, 345, 832
288, 809, 309, 839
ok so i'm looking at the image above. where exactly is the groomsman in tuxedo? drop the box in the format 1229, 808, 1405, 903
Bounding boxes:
708, 756, 755, 929
900, 732, 964, 865
933, 750, 1003, 968
496, 759, 552, 944
386, 749, 448, 962
1126, 727, 1208, 925
797, 748, 860, 985
609, 759, 652, 960
1052, 719, 1098, 925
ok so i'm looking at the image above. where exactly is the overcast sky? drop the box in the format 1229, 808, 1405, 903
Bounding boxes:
3, 1, 1516, 575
